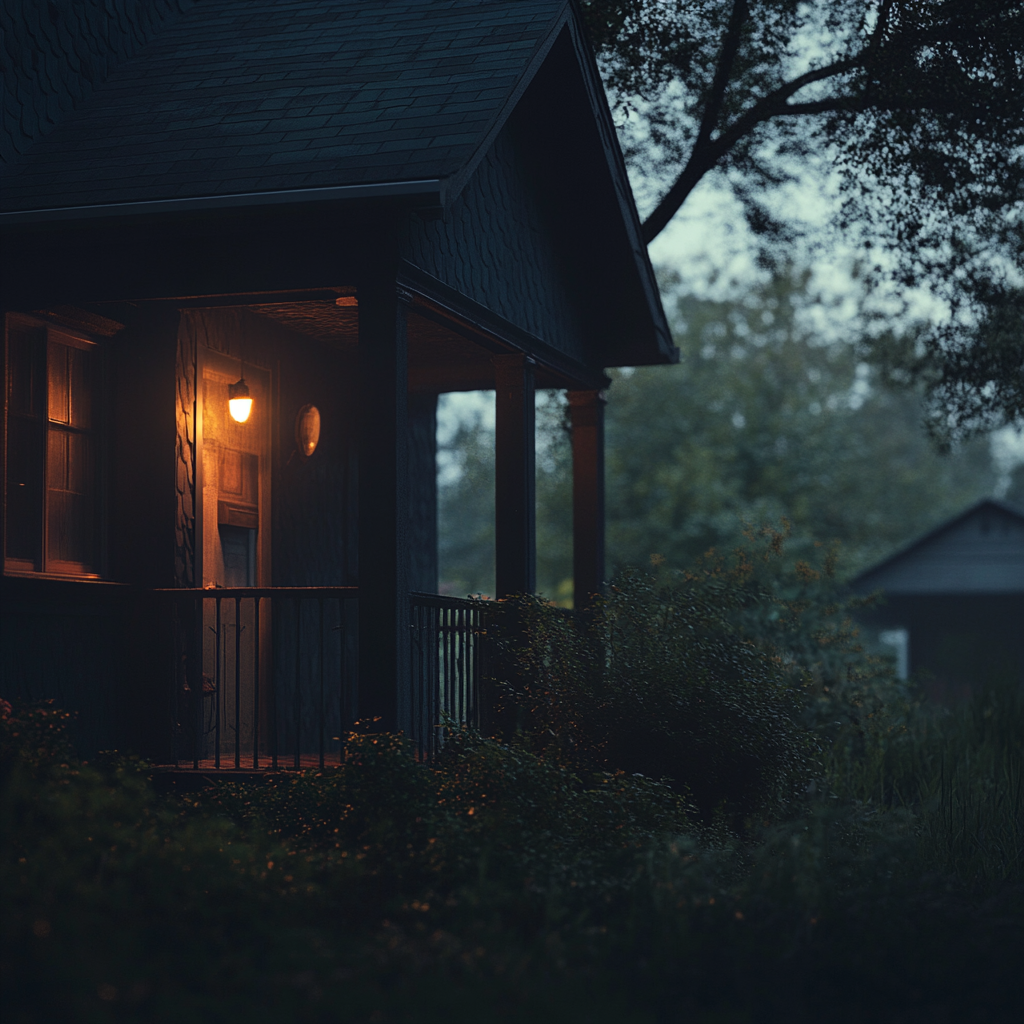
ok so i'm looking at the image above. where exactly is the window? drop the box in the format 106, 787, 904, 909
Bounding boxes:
5, 315, 103, 576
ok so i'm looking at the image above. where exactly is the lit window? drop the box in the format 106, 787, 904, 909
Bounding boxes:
5, 316, 102, 576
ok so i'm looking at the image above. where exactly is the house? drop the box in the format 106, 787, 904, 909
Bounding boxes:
0, 1, 674, 763
851, 499, 1024, 701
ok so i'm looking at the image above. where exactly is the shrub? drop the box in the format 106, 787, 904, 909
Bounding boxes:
488, 534, 843, 822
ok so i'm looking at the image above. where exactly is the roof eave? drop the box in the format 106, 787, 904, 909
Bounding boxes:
0, 177, 445, 226
563, 5, 676, 366
851, 497, 1024, 592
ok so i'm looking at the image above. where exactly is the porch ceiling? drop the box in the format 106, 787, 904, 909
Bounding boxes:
246, 301, 569, 393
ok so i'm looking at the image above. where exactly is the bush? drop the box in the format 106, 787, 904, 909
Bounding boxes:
3, 680, 1024, 1023
487, 530, 868, 823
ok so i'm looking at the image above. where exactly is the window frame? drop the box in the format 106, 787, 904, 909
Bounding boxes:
3, 312, 107, 579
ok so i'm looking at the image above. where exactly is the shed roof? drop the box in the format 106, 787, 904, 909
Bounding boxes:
0, 0, 564, 213
852, 499, 1024, 596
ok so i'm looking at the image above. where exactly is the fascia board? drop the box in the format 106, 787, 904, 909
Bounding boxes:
442, 4, 572, 206
0, 178, 444, 226
561, 9, 676, 365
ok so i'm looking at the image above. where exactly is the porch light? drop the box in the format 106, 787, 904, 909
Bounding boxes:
295, 404, 321, 457
228, 378, 253, 423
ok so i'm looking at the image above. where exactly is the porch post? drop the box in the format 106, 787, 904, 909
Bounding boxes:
493, 354, 536, 597
357, 258, 410, 732
568, 389, 606, 610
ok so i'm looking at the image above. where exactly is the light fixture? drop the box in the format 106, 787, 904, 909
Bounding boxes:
295, 404, 321, 456
228, 378, 252, 423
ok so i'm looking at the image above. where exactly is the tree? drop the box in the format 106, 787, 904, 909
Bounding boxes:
603, 270, 996, 576
437, 270, 996, 598
580, 1, 1024, 430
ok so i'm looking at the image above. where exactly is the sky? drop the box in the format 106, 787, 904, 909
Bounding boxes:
441, 166, 1024, 491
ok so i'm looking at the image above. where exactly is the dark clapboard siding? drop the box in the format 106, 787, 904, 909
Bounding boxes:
402, 119, 588, 363
853, 501, 1024, 698
0, 578, 174, 757
855, 500, 1024, 595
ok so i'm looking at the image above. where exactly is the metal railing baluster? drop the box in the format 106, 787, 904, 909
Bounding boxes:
294, 598, 301, 770
193, 594, 202, 769
338, 599, 346, 764
271, 593, 279, 770
253, 596, 260, 770
214, 597, 221, 769
234, 595, 242, 769
318, 597, 325, 770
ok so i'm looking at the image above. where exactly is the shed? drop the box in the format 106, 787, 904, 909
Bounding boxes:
0, 0, 674, 763
851, 499, 1024, 700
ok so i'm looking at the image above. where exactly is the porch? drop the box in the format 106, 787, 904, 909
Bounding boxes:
164, 587, 486, 770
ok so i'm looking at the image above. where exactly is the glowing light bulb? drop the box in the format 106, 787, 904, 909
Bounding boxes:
228, 379, 252, 423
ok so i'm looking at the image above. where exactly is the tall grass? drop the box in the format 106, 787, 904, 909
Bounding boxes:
825, 682, 1024, 886
3, 682, 1024, 1021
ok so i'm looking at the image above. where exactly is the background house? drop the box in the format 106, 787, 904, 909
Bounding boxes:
852, 499, 1024, 701
0, 0, 673, 761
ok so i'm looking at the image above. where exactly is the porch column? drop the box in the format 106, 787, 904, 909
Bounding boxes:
357, 265, 410, 732
493, 353, 536, 597
568, 389, 606, 609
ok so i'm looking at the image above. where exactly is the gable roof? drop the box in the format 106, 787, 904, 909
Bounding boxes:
1, 0, 674, 367
0, 0, 565, 217
852, 499, 1024, 596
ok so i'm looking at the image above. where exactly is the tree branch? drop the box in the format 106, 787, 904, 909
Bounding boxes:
641, 57, 859, 243
694, 0, 750, 153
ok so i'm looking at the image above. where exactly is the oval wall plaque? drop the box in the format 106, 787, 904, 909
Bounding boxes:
295, 404, 321, 457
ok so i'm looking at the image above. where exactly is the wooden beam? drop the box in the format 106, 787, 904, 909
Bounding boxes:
407, 392, 439, 595
569, 389, 606, 609
356, 255, 410, 731
494, 354, 536, 597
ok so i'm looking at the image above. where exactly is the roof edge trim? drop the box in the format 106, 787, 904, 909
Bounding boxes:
0, 178, 444, 226
851, 497, 1024, 590
444, 3, 572, 204
399, 260, 609, 391
562, 9, 676, 365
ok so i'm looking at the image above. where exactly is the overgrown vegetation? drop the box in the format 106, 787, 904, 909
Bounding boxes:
3, 543, 1023, 1021
438, 270, 999, 600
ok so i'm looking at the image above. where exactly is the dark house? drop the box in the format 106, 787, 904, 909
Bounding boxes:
852, 499, 1024, 701
0, 1, 674, 764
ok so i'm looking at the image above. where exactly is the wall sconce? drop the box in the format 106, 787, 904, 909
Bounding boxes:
295, 404, 320, 457
228, 378, 253, 423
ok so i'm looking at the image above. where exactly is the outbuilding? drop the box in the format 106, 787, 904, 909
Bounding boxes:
851, 499, 1024, 700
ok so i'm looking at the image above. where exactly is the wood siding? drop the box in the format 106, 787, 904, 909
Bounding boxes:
402, 120, 589, 364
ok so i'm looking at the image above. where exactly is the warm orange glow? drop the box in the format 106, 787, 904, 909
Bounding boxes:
295, 404, 321, 456
229, 396, 253, 423
228, 378, 252, 423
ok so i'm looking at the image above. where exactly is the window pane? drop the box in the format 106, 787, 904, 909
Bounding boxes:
5, 416, 42, 561
7, 322, 101, 574
47, 341, 70, 424
47, 429, 68, 491
68, 432, 93, 495
70, 345, 96, 429
46, 428, 97, 568
8, 324, 44, 417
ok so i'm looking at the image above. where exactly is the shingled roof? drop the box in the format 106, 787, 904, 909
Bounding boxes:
1, 0, 566, 216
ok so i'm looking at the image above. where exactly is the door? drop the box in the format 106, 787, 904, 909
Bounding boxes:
198, 347, 271, 763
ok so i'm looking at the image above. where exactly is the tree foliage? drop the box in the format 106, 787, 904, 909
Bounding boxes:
438, 271, 996, 598
580, 0, 1024, 429
604, 270, 997, 575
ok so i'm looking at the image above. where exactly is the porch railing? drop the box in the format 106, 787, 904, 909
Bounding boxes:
165, 587, 357, 770
163, 588, 486, 769
409, 592, 485, 758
